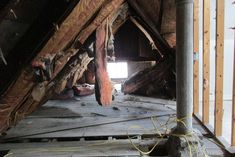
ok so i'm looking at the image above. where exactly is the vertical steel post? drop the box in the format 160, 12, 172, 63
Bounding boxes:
175, 0, 194, 134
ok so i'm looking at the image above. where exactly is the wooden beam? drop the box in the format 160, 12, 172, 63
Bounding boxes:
130, 17, 163, 57
9, 51, 92, 128
214, 0, 225, 137
0, 0, 104, 133
0, 0, 125, 133
231, 30, 235, 146
127, 0, 171, 55
193, 0, 199, 114
122, 60, 172, 95
53, 53, 93, 94
76, 0, 124, 44
95, 19, 113, 106
202, 0, 210, 124
51, 0, 124, 80
112, 3, 129, 34
32, 0, 105, 69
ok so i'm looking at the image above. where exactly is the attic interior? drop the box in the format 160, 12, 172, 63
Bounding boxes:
0, 0, 234, 156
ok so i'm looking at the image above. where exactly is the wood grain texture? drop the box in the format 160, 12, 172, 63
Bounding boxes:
0, 0, 124, 133
193, 0, 199, 114
214, 0, 224, 137
202, 0, 210, 124
0, 94, 225, 156
95, 19, 113, 106
32, 0, 105, 61
52, 0, 124, 79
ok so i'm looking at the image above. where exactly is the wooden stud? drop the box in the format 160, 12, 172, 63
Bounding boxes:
202, 0, 210, 124
214, 0, 225, 137
193, 0, 200, 114
231, 30, 235, 146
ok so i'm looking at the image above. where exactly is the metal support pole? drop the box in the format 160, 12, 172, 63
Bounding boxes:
167, 1, 206, 156
176, 0, 194, 134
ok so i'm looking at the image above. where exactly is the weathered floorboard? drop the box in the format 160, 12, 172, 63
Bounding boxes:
0, 93, 226, 156
0, 93, 210, 141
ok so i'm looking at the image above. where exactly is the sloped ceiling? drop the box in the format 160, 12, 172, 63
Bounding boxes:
129, 0, 162, 29
0, 0, 176, 133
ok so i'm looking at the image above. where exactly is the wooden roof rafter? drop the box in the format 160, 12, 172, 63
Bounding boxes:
0, 0, 177, 133
127, 0, 172, 58
0, 0, 126, 133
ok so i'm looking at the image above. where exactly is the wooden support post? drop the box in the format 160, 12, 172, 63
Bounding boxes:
214, 0, 225, 137
231, 30, 235, 146
202, 0, 210, 124
193, 0, 199, 115
95, 19, 113, 106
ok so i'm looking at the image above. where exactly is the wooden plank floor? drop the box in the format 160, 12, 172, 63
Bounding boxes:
0, 93, 228, 156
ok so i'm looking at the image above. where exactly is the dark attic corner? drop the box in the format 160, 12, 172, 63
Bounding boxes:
0, 0, 234, 157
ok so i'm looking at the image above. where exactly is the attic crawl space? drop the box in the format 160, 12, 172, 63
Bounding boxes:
0, 0, 233, 157
0, 0, 176, 133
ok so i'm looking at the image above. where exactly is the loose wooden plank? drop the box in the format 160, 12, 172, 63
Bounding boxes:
202, 0, 210, 124
0, 139, 162, 157
1, 140, 144, 157
232, 30, 235, 146
193, 0, 199, 114
214, 0, 225, 137
95, 19, 113, 106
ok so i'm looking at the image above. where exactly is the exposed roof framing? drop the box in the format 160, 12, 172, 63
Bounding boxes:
0, 0, 176, 133
0, 0, 125, 133
127, 0, 172, 57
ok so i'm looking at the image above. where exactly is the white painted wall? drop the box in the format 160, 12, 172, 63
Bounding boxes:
198, 0, 235, 101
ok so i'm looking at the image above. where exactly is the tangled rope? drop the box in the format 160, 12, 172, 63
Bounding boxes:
127, 115, 209, 157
